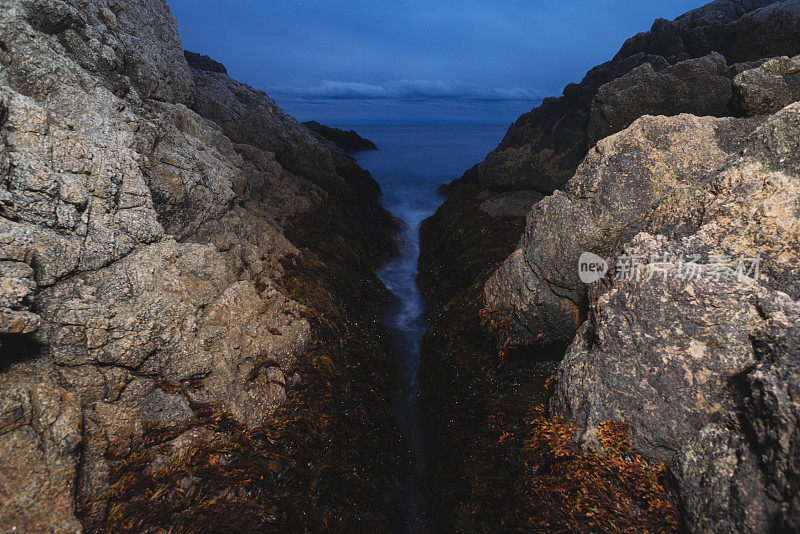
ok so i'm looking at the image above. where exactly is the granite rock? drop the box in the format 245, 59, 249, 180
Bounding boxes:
0, 0, 393, 530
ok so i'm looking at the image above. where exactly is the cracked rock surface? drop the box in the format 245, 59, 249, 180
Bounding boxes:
485, 57, 800, 534
0, 0, 394, 530
418, 2, 800, 531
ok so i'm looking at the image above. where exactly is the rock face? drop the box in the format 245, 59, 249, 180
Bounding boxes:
0, 0, 399, 531
303, 121, 378, 153
421, 0, 800, 353
474, 0, 800, 195
418, 1, 800, 532
734, 53, 800, 114
484, 112, 758, 344
484, 35, 800, 534
486, 60, 800, 346
586, 52, 734, 146
552, 233, 800, 532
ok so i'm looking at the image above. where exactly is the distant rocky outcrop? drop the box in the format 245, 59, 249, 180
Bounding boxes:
0, 0, 400, 531
184, 50, 228, 74
303, 121, 378, 153
419, 1, 800, 531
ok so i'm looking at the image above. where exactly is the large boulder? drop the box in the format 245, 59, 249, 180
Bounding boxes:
587, 52, 734, 146
486, 97, 800, 343
484, 112, 752, 344
551, 232, 800, 532
485, 100, 800, 531
482, 47, 800, 532
734, 53, 800, 115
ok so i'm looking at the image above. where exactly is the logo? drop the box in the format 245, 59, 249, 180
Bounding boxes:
578, 252, 608, 284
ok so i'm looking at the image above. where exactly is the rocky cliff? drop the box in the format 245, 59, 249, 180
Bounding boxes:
419, 0, 800, 531
0, 0, 402, 532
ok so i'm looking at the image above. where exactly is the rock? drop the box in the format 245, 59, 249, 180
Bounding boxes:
417, 1, 800, 531
745, 299, 800, 532
0, 370, 82, 534
615, 0, 800, 64
420, 2, 800, 360
472, 1, 800, 194
500, 101, 800, 530
188, 70, 346, 188
734, 54, 800, 115
484, 111, 760, 345
0, 308, 41, 334
3, 0, 194, 103
488, 101, 800, 343
0, 0, 399, 530
0, 232, 40, 337
587, 52, 735, 146
183, 50, 227, 74
551, 232, 800, 532
303, 121, 378, 153
478, 189, 543, 219
478, 97, 800, 532
470, 53, 671, 193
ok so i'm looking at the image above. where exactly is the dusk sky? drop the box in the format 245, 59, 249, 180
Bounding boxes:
168, 0, 706, 124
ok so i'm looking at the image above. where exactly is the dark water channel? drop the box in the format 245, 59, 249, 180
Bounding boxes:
350, 124, 507, 533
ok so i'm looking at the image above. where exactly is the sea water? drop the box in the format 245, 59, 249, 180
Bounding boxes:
349, 124, 508, 533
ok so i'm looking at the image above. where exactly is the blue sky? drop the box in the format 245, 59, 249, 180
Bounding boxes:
168, 0, 705, 124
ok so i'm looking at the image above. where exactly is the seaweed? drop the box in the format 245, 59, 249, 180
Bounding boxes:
418, 179, 680, 532
510, 407, 680, 533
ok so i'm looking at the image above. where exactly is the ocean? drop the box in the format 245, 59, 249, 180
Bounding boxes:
348, 124, 509, 533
